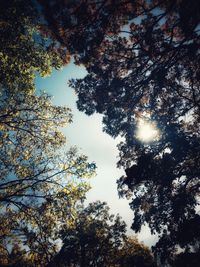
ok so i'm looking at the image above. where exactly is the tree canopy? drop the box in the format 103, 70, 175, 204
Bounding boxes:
0, 0, 63, 94
1, 0, 200, 265
48, 201, 155, 267
0, 1, 96, 265
38, 0, 200, 264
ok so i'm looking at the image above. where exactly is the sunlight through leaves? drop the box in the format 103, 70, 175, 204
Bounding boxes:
136, 119, 160, 143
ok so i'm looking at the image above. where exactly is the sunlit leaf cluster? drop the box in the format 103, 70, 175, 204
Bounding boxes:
0, 1, 96, 265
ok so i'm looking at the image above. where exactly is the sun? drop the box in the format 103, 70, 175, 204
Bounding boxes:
136, 119, 159, 142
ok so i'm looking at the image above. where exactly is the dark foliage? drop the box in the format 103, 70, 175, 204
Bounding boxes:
48, 201, 155, 267
39, 0, 200, 264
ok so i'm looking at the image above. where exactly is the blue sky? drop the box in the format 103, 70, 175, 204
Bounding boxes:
35, 62, 158, 247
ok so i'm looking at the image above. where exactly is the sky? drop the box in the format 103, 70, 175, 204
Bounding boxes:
35, 62, 158, 247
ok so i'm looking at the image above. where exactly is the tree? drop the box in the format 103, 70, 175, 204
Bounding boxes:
117, 237, 156, 267
37, 0, 139, 65
152, 215, 200, 266
0, 1, 96, 265
0, 146, 95, 266
0, 0, 63, 94
48, 201, 155, 267
40, 0, 200, 264
48, 201, 126, 267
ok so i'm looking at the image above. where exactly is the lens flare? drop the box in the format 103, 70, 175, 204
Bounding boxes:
136, 119, 159, 142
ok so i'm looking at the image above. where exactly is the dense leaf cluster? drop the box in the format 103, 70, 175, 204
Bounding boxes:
48, 201, 155, 267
